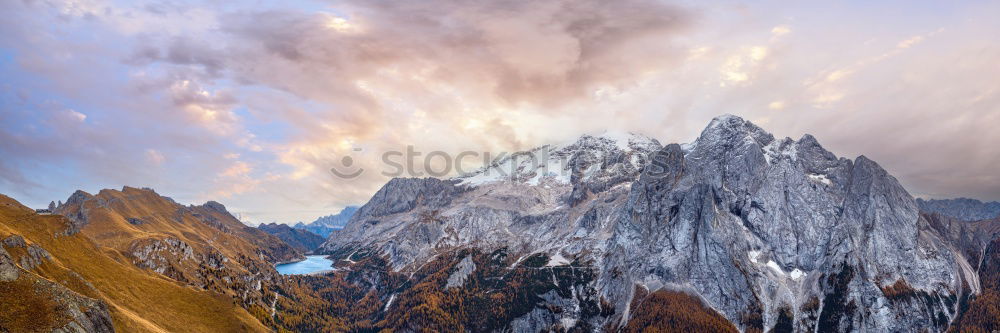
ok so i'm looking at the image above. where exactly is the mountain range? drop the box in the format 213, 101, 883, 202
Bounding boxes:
917, 198, 1000, 222
1, 115, 998, 332
0, 189, 283, 331
257, 223, 326, 253
292, 206, 359, 238
318, 115, 1000, 331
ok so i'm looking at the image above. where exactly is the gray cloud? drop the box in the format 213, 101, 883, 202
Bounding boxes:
217, 0, 692, 106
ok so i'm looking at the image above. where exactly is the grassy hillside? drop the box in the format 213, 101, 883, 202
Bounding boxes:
52, 187, 304, 314
0, 194, 269, 332
57, 187, 300, 265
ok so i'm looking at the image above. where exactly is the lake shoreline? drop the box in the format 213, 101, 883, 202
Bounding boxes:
273, 256, 308, 266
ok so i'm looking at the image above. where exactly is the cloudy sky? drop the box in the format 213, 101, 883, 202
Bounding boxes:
1, 0, 998, 224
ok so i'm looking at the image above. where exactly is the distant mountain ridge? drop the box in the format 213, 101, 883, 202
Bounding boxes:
258, 223, 326, 253
917, 197, 1000, 222
293, 206, 358, 237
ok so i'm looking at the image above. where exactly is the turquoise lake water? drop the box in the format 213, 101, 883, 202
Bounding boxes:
275, 255, 334, 275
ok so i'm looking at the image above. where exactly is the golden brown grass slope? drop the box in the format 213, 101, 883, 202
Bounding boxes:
56, 186, 299, 264
0, 230, 113, 333
0, 194, 269, 332
622, 287, 738, 333
54, 187, 300, 309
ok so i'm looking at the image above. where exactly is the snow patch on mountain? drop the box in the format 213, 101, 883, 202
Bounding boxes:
546, 252, 571, 267
789, 268, 805, 280
807, 173, 832, 185
456, 131, 659, 187
765, 260, 785, 275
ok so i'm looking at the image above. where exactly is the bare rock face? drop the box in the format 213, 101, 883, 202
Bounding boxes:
129, 237, 197, 276
0, 246, 19, 281
354, 177, 467, 220
3, 235, 53, 270
53, 190, 96, 235
319, 115, 978, 331
444, 255, 476, 289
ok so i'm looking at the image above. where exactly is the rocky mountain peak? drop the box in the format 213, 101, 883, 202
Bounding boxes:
686, 114, 774, 153
65, 190, 93, 206
200, 200, 229, 214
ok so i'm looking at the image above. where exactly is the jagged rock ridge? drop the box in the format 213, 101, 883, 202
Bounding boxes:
917, 197, 1000, 222
294, 206, 359, 237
